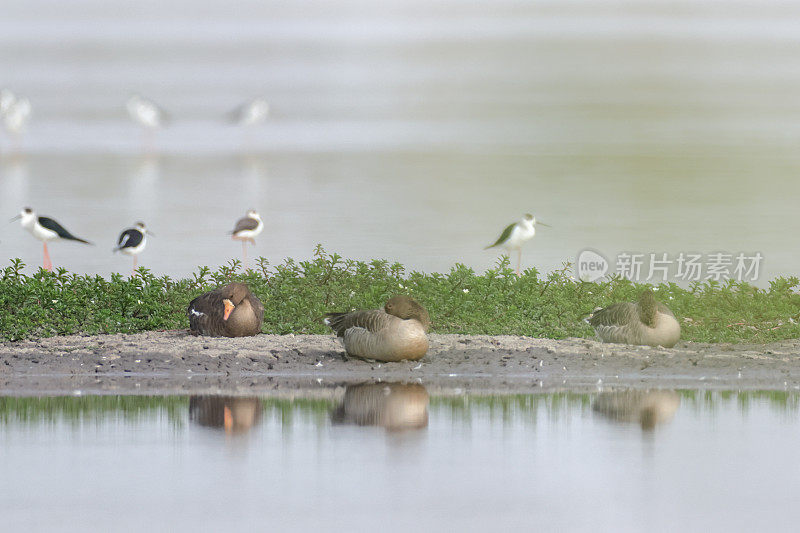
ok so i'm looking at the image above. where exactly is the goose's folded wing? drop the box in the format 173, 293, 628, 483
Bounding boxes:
249, 293, 265, 323
324, 309, 391, 336
187, 291, 225, 335
587, 302, 638, 327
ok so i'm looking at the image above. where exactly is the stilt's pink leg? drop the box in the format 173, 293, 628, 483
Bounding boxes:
242, 241, 248, 266
43, 242, 53, 272
132, 255, 138, 276
517, 249, 522, 277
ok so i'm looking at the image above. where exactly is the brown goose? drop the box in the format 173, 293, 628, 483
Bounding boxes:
187, 282, 264, 337
324, 295, 430, 362
586, 289, 680, 348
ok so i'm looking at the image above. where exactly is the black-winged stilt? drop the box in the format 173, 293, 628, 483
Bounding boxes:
113, 221, 152, 275
126, 94, 169, 151
11, 207, 92, 271
485, 213, 550, 276
230, 209, 263, 265
228, 97, 269, 126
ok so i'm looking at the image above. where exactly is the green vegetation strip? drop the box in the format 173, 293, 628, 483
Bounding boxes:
1, 246, 800, 343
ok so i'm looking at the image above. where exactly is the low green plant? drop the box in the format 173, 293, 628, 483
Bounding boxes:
2, 246, 800, 343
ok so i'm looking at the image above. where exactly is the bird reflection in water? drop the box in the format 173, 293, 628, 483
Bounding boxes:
189, 396, 262, 435
0, 154, 28, 204
592, 390, 680, 431
332, 382, 429, 431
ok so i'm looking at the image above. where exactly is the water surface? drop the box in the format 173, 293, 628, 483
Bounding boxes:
2, 387, 799, 532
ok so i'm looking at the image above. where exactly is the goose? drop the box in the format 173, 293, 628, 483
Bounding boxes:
187, 282, 264, 337
485, 213, 550, 276
324, 295, 430, 362
586, 289, 680, 348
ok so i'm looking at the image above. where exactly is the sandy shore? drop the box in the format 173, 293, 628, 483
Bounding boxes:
1, 331, 799, 395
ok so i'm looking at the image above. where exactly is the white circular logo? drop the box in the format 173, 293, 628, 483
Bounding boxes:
577, 249, 609, 282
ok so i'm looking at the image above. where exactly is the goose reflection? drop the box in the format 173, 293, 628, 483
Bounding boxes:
592, 390, 680, 431
332, 382, 429, 431
189, 396, 262, 435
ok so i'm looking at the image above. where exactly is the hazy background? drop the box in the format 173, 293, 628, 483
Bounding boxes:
2, 0, 800, 282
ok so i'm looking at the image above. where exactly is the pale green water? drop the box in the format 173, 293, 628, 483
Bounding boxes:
2, 0, 800, 281
1, 388, 799, 532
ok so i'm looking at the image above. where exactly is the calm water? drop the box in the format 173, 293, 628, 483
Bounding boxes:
1, 386, 799, 532
3, 0, 800, 281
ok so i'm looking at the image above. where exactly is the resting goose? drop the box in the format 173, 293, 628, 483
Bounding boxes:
324, 295, 430, 362
187, 282, 264, 337
586, 289, 680, 348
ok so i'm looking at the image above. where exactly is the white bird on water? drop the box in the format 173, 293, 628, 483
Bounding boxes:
2, 94, 31, 144
11, 207, 92, 271
113, 221, 153, 275
485, 213, 550, 276
126, 94, 169, 130
228, 97, 269, 127
0, 89, 17, 116
230, 209, 263, 265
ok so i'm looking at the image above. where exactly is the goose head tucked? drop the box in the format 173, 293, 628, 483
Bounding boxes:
384, 295, 431, 331
188, 282, 264, 337
220, 282, 254, 320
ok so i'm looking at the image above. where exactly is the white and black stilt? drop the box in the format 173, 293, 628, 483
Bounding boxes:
230, 209, 263, 266
113, 221, 152, 275
485, 213, 550, 276
126, 94, 169, 151
11, 207, 92, 271
227, 97, 269, 127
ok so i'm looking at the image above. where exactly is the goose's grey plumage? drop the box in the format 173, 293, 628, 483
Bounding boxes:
586, 289, 680, 348
324, 296, 430, 362
187, 282, 264, 337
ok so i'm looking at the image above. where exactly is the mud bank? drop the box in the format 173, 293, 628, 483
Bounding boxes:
1, 331, 800, 395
